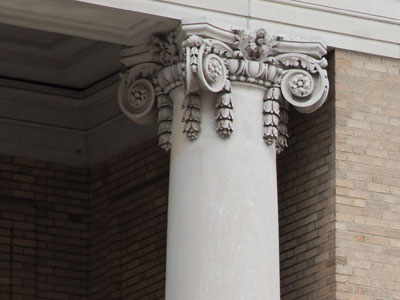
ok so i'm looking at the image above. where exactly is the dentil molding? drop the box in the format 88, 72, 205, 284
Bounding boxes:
118, 19, 329, 153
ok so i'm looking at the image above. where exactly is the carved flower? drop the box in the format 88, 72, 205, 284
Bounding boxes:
207, 58, 223, 81
129, 84, 149, 108
289, 74, 312, 97
151, 32, 179, 65
234, 28, 279, 60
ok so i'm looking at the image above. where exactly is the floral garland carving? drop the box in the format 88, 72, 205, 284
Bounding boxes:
157, 94, 173, 151
263, 86, 281, 146
276, 100, 289, 153
215, 80, 233, 138
153, 63, 185, 151
182, 93, 201, 140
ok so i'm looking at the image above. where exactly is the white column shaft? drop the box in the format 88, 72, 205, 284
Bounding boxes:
165, 83, 280, 300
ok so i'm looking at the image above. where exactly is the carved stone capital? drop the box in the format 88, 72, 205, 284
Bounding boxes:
118, 19, 329, 152
118, 63, 161, 125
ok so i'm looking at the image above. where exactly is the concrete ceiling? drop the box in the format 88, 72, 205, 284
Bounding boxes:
0, 1, 180, 91
0, 2, 180, 166
0, 23, 123, 90
0, 0, 180, 47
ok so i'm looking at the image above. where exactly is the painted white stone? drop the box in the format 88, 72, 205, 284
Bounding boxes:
0, 0, 397, 58
116, 21, 330, 298
166, 83, 280, 300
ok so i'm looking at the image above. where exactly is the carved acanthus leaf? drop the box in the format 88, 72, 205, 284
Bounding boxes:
182, 35, 207, 74
151, 32, 179, 66
207, 39, 233, 58
233, 28, 280, 61
157, 64, 184, 94
277, 55, 327, 74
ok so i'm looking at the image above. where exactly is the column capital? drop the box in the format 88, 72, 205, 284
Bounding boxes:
118, 19, 329, 152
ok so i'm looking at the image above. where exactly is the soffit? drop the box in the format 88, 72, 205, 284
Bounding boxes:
0, 0, 180, 46
0, 23, 122, 90
0, 1, 180, 90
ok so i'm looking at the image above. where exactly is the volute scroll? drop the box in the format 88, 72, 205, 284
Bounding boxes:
117, 22, 330, 153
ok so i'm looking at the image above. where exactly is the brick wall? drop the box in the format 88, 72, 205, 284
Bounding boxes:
0, 155, 89, 300
0, 137, 169, 300
334, 50, 400, 299
88, 138, 169, 300
277, 51, 336, 299
278, 49, 400, 300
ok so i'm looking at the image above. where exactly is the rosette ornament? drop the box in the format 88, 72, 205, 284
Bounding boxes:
277, 53, 329, 114
118, 63, 162, 125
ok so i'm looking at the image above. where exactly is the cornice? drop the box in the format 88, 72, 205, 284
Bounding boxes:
181, 17, 327, 59
267, 0, 400, 25
0, 0, 397, 58
82, 0, 400, 59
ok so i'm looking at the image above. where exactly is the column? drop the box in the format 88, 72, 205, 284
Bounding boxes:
118, 20, 329, 300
